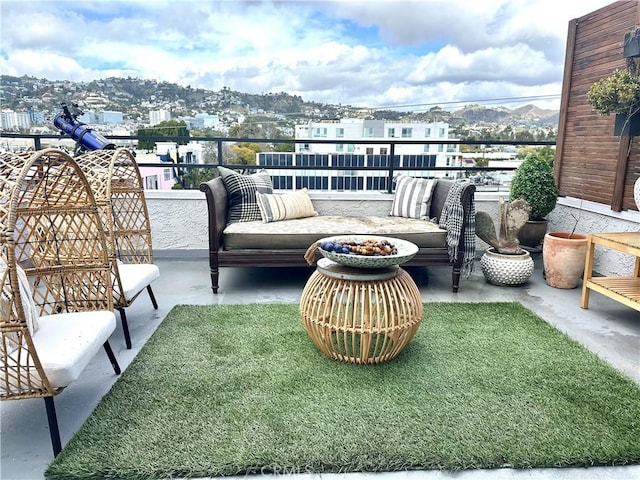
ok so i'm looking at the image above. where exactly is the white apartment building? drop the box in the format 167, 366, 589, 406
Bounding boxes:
155, 141, 204, 165
149, 109, 171, 126
256, 119, 462, 192
294, 118, 459, 158
0, 110, 31, 130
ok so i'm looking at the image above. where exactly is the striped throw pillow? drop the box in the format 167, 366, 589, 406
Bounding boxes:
256, 188, 318, 223
218, 166, 273, 224
390, 175, 437, 220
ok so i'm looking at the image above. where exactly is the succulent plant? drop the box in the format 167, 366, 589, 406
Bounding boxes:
476, 198, 531, 255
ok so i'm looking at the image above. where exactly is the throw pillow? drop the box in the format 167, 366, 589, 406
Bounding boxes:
256, 188, 318, 223
217, 166, 273, 224
390, 175, 437, 220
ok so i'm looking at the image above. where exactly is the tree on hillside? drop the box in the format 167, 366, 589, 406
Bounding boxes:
229, 122, 264, 139
137, 120, 189, 150
230, 142, 262, 165
516, 145, 555, 166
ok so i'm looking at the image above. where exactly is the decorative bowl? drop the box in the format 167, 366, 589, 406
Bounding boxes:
316, 235, 418, 269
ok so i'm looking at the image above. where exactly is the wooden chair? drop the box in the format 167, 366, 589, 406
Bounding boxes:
75, 148, 160, 349
0, 149, 121, 457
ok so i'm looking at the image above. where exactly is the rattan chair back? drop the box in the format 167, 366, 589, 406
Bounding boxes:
75, 148, 153, 263
74, 149, 154, 301
74, 148, 159, 349
0, 148, 113, 401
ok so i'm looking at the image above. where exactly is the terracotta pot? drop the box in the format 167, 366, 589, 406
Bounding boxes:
542, 232, 588, 289
480, 247, 534, 286
518, 219, 548, 248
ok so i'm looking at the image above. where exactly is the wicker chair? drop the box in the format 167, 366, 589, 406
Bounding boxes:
0, 149, 121, 457
75, 148, 159, 349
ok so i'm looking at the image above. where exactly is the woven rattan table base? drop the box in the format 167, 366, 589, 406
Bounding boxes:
300, 259, 423, 364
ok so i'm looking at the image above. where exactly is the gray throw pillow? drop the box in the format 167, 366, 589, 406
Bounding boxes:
217, 166, 273, 223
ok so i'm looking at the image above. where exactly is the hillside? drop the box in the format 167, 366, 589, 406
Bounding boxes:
0, 75, 559, 128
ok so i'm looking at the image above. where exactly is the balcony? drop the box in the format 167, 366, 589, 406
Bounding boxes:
1, 138, 639, 478
1, 250, 638, 479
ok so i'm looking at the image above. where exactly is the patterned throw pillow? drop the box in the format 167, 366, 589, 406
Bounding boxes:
217, 166, 274, 224
256, 188, 318, 223
390, 175, 437, 220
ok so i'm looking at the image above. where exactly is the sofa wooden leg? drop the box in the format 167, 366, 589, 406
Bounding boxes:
452, 266, 461, 293
210, 268, 219, 294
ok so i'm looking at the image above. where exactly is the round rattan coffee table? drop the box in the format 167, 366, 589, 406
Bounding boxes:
300, 258, 423, 364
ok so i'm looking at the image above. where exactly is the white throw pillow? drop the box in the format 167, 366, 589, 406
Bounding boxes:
256, 188, 318, 223
390, 175, 437, 220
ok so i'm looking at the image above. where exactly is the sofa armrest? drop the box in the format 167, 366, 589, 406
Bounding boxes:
200, 177, 228, 252
430, 179, 476, 272
430, 179, 475, 222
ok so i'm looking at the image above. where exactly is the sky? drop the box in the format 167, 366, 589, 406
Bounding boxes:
0, 0, 618, 112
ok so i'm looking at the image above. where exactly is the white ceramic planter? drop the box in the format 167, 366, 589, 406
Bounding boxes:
634, 176, 640, 211
480, 247, 535, 286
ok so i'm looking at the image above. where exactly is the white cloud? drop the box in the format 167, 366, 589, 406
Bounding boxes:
0, 0, 617, 110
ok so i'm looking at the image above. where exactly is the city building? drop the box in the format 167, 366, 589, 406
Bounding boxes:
149, 109, 171, 125
100, 110, 124, 125
0, 110, 31, 130
195, 113, 221, 129
135, 151, 176, 190
257, 119, 462, 191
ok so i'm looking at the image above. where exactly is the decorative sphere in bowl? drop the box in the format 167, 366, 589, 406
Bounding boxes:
316, 235, 418, 268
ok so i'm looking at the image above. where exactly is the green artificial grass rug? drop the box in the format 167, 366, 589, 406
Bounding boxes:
46, 303, 640, 479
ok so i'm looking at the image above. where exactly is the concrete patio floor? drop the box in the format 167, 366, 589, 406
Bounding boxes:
1, 252, 638, 480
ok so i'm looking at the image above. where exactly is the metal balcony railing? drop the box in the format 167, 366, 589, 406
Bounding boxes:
0, 132, 555, 193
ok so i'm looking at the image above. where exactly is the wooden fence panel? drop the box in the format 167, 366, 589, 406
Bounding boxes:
556, 0, 639, 211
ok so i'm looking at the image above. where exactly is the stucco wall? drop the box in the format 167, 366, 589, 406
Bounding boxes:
145, 190, 639, 276
548, 197, 640, 277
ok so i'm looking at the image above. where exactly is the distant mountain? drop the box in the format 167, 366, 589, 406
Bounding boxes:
0, 75, 559, 129
452, 104, 558, 127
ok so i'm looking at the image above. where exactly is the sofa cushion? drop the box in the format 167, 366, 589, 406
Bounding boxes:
217, 166, 273, 224
223, 215, 446, 250
390, 175, 436, 220
256, 188, 318, 223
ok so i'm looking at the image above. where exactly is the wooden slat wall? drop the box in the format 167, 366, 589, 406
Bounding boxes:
556, 0, 640, 211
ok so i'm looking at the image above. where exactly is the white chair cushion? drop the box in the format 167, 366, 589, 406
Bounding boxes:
116, 263, 160, 302
33, 311, 116, 388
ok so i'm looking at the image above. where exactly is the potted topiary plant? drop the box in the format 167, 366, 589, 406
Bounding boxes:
587, 59, 640, 136
475, 198, 534, 286
509, 150, 559, 248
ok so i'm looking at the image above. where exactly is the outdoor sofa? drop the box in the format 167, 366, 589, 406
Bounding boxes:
200, 171, 476, 294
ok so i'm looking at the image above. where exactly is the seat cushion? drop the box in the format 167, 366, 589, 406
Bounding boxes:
33, 310, 116, 388
116, 263, 160, 303
223, 215, 447, 250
